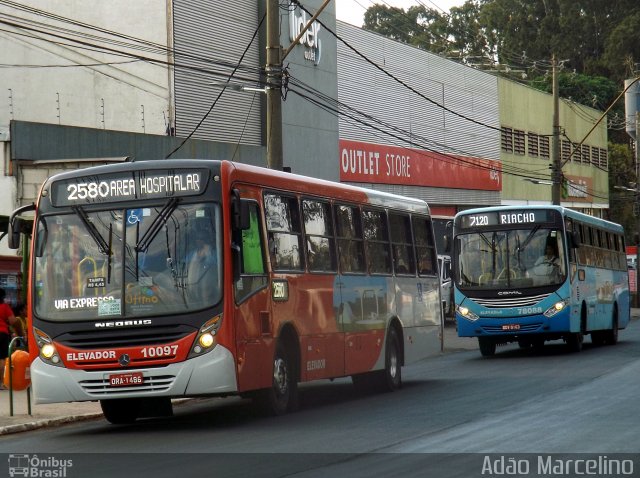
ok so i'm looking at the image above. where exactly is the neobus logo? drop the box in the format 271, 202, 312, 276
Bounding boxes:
95, 319, 152, 328
498, 291, 522, 296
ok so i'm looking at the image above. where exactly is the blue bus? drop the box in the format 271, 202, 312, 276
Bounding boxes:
453, 206, 630, 356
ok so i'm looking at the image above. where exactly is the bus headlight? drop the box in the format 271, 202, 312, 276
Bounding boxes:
34, 327, 64, 367
544, 299, 568, 318
188, 314, 222, 358
456, 305, 479, 321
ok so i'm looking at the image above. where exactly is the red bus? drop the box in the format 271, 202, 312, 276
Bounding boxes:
8, 160, 443, 424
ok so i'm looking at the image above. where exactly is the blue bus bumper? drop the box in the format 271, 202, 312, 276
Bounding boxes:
456, 307, 572, 338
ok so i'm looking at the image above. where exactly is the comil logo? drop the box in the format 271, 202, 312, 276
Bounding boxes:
8, 454, 73, 477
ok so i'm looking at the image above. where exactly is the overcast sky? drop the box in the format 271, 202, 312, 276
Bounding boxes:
336, 0, 466, 27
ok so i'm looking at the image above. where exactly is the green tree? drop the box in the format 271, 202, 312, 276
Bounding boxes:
607, 142, 637, 244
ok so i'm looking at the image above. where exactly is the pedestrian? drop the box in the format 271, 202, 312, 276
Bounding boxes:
12, 303, 27, 348
0, 288, 21, 389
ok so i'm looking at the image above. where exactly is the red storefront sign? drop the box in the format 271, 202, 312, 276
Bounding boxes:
339, 139, 501, 191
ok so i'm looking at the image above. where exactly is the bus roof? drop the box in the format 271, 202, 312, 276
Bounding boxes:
226, 161, 431, 214
455, 205, 623, 232
41, 159, 431, 215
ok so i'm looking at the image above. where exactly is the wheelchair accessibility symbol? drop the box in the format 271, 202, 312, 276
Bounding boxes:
127, 209, 143, 225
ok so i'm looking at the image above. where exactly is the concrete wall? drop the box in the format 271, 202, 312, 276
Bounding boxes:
0, 0, 171, 134
499, 78, 608, 210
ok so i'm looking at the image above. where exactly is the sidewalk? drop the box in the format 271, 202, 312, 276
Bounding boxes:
1, 309, 638, 435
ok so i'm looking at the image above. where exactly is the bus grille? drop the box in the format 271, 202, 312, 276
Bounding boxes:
471, 293, 550, 309
79, 375, 175, 397
56, 325, 194, 349
481, 323, 542, 333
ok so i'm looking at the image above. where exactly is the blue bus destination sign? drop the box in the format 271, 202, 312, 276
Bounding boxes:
458, 209, 558, 229
50, 169, 208, 206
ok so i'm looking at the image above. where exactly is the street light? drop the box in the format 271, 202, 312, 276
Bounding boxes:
522, 178, 553, 186
209, 81, 267, 94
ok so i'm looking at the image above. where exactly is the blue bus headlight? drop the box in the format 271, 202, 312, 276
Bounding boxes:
456, 305, 479, 321
544, 299, 568, 318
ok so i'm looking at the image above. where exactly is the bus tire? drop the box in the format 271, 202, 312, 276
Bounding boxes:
604, 307, 619, 345
257, 341, 298, 416
381, 327, 402, 392
478, 337, 496, 357
100, 398, 139, 424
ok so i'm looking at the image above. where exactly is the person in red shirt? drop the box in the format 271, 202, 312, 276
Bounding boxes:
0, 288, 21, 388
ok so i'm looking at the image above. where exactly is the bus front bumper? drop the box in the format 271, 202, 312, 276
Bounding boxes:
31, 344, 238, 404
456, 308, 571, 338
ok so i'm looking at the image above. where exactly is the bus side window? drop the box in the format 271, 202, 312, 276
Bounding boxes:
389, 213, 415, 275
413, 216, 436, 276
235, 202, 268, 303
362, 208, 392, 275
264, 193, 303, 271
335, 204, 365, 273
302, 199, 336, 272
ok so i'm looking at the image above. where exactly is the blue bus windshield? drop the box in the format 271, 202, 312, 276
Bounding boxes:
455, 227, 567, 289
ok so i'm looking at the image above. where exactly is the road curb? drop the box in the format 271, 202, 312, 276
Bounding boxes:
0, 413, 103, 436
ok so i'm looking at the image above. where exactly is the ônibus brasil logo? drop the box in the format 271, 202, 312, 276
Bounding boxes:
8, 454, 73, 477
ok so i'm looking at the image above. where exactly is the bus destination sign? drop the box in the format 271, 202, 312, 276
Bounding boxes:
50, 169, 208, 206
459, 210, 556, 229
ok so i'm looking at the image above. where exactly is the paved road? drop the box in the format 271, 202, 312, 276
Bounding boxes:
1, 319, 638, 477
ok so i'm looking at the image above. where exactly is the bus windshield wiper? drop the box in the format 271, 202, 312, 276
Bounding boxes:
135, 198, 179, 253
71, 206, 111, 256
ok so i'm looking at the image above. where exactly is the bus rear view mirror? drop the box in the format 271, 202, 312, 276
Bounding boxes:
7, 219, 21, 249
7, 203, 36, 249
231, 189, 250, 230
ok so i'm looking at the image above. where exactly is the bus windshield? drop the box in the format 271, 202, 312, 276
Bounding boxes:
455, 227, 567, 290
33, 202, 222, 321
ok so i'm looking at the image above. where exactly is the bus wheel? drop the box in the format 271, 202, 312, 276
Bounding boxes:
358, 327, 403, 393
604, 308, 619, 345
382, 327, 402, 391
258, 341, 298, 416
566, 331, 583, 352
100, 398, 139, 424
478, 337, 496, 357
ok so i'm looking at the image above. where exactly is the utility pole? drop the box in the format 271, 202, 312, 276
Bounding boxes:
551, 54, 561, 205
634, 111, 640, 307
266, 0, 283, 170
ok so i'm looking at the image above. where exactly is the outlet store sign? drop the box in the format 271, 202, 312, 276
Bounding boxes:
289, 5, 322, 65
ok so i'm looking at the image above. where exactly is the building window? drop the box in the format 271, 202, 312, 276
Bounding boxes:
591, 146, 600, 166
581, 144, 591, 164
600, 148, 608, 168
501, 127, 513, 153
539, 136, 550, 159
528, 132, 539, 157
561, 140, 572, 162
513, 130, 525, 155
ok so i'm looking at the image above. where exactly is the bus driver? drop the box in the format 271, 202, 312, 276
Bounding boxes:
532, 243, 560, 283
